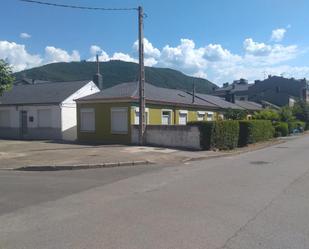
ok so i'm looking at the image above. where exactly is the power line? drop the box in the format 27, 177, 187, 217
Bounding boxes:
20, 0, 138, 11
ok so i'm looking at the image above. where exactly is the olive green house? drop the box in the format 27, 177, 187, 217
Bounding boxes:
75, 82, 242, 144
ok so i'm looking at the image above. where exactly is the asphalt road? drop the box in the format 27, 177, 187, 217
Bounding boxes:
1, 135, 309, 249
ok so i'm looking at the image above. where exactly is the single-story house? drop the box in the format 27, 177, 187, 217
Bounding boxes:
0, 80, 100, 141
75, 81, 242, 144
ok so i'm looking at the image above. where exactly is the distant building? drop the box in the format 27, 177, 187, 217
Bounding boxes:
214, 76, 309, 107
248, 76, 308, 107
213, 78, 252, 102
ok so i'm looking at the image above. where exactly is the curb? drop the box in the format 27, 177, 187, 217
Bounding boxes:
182, 139, 285, 163
14, 160, 153, 171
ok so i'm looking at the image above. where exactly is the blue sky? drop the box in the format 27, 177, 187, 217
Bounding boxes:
1, 0, 309, 85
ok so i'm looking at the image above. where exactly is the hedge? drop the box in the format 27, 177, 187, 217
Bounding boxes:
273, 122, 289, 137
188, 121, 239, 150
238, 120, 274, 147
288, 121, 306, 133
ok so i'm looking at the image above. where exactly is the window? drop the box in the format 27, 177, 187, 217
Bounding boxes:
134, 107, 149, 125
161, 110, 172, 125
0, 110, 10, 127
206, 112, 214, 121
38, 109, 52, 128
197, 111, 205, 121
80, 108, 95, 132
111, 107, 128, 134
178, 110, 188, 125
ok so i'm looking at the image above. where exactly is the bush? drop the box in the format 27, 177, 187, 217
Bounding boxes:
253, 109, 280, 122
238, 120, 274, 147
288, 120, 306, 134
224, 108, 248, 120
279, 106, 295, 122
273, 122, 289, 137
188, 121, 239, 150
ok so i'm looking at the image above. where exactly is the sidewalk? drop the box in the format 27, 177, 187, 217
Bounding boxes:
0, 137, 289, 170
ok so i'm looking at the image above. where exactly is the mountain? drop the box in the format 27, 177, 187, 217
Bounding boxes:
14, 60, 218, 93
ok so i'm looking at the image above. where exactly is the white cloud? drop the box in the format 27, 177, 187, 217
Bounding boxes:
89, 45, 102, 55
0, 41, 81, 72
111, 52, 137, 63
20, 32, 31, 39
0, 40, 41, 71
44, 46, 80, 63
271, 28, 286, 42
203, 44, 236, 61
1, 31, 309, 86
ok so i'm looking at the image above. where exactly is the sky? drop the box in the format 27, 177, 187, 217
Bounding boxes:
1, 0, 309, 85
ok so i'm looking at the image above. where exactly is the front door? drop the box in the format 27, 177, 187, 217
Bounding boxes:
20, 111, 28, 138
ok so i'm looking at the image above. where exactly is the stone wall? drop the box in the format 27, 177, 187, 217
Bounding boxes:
131, 125, 201, 150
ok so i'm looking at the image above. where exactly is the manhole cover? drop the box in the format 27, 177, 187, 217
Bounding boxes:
250, 161, 270, 165
276, 146, 289, 149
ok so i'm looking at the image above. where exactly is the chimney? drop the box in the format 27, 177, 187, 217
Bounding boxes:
93, 54, 103, 90
192, 82, 196, 103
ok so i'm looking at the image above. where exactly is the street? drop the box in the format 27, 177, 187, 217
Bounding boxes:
1, 135, 309, 249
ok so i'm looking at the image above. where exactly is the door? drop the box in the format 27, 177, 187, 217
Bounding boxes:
20, 111, 28, 138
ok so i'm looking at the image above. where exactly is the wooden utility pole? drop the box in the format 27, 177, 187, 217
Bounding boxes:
138, 6, 146, 145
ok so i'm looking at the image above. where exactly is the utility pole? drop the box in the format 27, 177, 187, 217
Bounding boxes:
138, 6, 146, 145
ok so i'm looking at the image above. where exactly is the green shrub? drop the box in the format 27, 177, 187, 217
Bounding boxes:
238, 120, 274, 147
288, 120, 306, 133
273, 122, 289, 137
188, 121, 239, 150
253, 109, 280, 122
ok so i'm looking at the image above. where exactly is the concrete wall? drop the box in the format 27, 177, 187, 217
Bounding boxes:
131, 125, 201, 150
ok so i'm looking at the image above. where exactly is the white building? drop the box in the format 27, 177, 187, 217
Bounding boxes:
0, 80, 99, 141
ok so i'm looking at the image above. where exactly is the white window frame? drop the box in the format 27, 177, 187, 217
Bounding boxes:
111, 107, 128, 134
80, 108, 95, 132
206, 111, 214, 121
133, 107, 149, 125
197, 111, 206, 121
178, 110, 188, 125
161, 109, 173, 125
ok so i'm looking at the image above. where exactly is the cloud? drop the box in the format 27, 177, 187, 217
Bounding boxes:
88, 45, 137, 63
0, 40, 41, 71
89, 45, 102, 55
20, 32, 31, 39
244, 38, 272, 56
44, 46, 80, 63
0, 41, 80, 72
271, 28, 286, 42
1, 31, 309, 85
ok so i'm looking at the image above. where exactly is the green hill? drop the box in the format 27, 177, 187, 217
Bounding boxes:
14, 60, 218, 93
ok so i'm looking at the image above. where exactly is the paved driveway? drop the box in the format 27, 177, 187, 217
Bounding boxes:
0, 139, 229, 169
1, 135, 309, 248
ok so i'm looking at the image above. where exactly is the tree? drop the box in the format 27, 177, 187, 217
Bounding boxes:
279, 106, 295, 122
253, 109, 280, 122
292, 100, 309, 123
0, 60, 14, 95
224, 108, 248, 120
